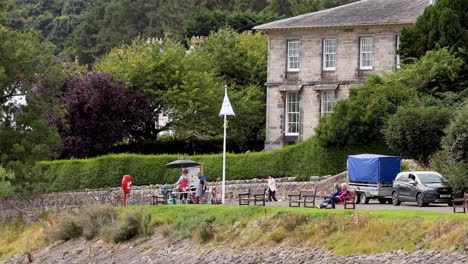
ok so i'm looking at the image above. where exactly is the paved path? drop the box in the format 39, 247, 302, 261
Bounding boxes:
259, 199, 454, 213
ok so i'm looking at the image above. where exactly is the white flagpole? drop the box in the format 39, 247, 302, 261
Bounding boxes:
219, 85, 235, 205
222, 114, 227, 205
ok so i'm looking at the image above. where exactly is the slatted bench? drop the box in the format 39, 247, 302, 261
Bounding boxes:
288, 189, 316, 208
452, 192, 468, 213
238, 188, 267, 206
323, 190, 356, 209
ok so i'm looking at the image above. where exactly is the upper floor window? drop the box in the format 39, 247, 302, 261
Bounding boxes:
396, 35, 400, 69
285, 92, 299, 135
287, 40, 300, 72
359, 36, 374, 70
320, 91, 336, 117
323, 38, 337, 71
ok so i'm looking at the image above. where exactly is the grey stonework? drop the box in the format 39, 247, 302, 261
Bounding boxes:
257, 0, 428, 150
0, 172, 347, 224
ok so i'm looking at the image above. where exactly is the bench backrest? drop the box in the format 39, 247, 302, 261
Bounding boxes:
250, 188, 266, 196
300, 189, 316, 198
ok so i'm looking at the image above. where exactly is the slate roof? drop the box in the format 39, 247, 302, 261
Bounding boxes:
254, 0, 428, 31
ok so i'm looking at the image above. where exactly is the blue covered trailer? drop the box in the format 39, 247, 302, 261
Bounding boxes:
347, 154, 401, 204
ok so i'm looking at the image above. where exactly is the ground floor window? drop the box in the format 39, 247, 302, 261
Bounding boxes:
321, 91, 336, 117
285, 92, 299, 135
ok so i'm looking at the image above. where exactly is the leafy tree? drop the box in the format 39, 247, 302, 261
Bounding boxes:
400, 0, 468, 61
289, 0, 322, 16
315, 48, 462, 147
1, 20, 61, 194
382, 106, 451, 165
431, 151, 468, 193
56, 73, 154, 158
94, 37, 187, 137
442, 100, 468, 162
315, 76, 416, 147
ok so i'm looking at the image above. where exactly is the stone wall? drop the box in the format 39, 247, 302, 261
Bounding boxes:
0, 172, 347, 224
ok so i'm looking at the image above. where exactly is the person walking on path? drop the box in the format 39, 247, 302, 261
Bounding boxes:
267, 175, 278, 202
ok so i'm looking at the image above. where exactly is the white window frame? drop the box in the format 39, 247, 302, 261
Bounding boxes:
323, 38, 337, 71
396, 35, 400, 69
285, 92, 300, 135
287, 40, 300, 72
320, 91, 336, 117
359, 36, 374, 70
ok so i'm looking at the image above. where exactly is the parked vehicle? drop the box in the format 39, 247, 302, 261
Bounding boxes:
348, 154, 401, 204
391, 171, 452, 207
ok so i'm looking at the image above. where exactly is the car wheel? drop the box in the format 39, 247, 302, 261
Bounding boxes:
378, 198, 387, 204
448, 202, 453, 207
360, 193, 370, 204
416, 193, 426, 207
355, 193, 361, 204
392, 191, 401, 206
387, 198, 393, 204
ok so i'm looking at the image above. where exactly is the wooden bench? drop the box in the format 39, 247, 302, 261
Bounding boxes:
238, 188, 266, 206
152, 195, 167, 205
288, 189, 316, 208
452, 192, 468, 213
323, 190, 356, 209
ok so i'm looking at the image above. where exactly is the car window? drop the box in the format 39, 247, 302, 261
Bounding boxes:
396, 173, 407, 182
408, 174, 416, 181
417, 172, 447, 184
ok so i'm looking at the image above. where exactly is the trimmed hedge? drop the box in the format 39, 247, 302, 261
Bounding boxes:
39, 137, 392, 192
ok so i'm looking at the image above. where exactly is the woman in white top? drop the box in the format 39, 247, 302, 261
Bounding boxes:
267, 175, 277, 202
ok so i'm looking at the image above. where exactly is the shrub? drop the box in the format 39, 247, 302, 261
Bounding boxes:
430, 151, 468, 193
442, 101, 468, 162
383, 106, 451, 165
315, 75, 416, 147
81, 205, 117, 240
46, 205, 118, 242
197, 221, 216, 243
46, 215, 83, 242
101, 209, 152, 243
39, 138, 392, 192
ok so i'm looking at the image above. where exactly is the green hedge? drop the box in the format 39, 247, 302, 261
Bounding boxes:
39, 137, 392, 192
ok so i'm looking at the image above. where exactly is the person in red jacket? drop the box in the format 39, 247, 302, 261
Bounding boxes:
175, 169, 189, 201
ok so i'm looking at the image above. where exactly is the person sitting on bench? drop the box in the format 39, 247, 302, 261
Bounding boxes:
319, 183, 347, 209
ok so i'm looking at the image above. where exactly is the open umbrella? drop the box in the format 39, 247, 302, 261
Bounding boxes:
165, 158, 200, 169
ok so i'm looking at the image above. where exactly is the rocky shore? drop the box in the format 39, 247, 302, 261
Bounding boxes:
3, 232, 467, 264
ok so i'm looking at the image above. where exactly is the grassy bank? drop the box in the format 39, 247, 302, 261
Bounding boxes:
1, 206, 467, 259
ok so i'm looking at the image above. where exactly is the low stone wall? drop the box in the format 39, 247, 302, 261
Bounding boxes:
0, 172, 347, 224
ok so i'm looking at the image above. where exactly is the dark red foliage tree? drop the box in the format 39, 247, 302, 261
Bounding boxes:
57, 73, 154, 158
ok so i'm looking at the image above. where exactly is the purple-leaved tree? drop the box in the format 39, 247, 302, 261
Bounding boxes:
57, 73, 154, 158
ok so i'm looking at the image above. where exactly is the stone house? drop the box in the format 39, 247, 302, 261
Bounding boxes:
254, 0, 430, 150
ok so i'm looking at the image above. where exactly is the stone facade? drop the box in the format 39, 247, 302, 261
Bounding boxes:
263, 25, 405, 150
256, 0, 429, 150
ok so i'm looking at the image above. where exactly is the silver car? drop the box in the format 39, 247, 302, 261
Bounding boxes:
392, 171, 452, 207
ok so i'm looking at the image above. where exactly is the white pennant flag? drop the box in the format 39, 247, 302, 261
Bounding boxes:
219, 88, 235, 116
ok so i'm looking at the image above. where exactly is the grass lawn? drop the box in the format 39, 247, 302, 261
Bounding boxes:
1, 205, 467, 259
